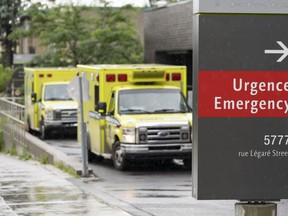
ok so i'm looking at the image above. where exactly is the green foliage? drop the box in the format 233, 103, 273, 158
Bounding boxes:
55, 162, 79, 178
28, 51, 70, 67
91, 6, 143, 64
39, 155, 49, 164
7, 145, 18, 156
0, 0, 21, 31
0, 0, 22, 66
19, 149, 32, 160
0, 64, 13, 93
14, 1, 143, 66
28, 4, 92, 66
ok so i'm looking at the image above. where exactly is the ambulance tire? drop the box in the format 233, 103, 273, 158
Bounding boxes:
112, 141, 128, 171
40, 120, 49, 140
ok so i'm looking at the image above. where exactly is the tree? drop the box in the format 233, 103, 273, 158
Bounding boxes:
13, 1, 143, 66
0, 0, 22, 67
90, 4, 143, 64
0, 0, 55, 67
20, 3, 92, 66
0, 64, 13, 93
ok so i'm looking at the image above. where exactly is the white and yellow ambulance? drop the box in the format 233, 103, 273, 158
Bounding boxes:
24, 67, 78, 139
78, 64, 192, 170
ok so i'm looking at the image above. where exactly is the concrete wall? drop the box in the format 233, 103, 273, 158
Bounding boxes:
144, 1, 193, 63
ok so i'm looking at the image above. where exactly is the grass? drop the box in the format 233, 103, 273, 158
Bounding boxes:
19, 149, 32, 161
39, 155, 49, 165
7, 148, 17, 156
55, 162, 79, 178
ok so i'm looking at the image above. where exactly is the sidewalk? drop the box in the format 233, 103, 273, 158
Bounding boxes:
0, 154, 132, 216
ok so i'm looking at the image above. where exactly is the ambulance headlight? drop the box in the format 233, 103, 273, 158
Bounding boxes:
45, 109, 54, 120
122, 128, 135, 143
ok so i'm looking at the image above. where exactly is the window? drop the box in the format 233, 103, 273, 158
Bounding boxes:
107, 92, 115, 115
94, 86, 99, 111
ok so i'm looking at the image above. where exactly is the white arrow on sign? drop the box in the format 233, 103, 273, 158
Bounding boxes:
264, 41, 288, 63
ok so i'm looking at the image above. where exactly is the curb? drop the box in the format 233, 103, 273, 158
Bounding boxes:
25, 131, 92, 176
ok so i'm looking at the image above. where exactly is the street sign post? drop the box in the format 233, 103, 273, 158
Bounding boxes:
192, 0, 288, 201
68, 75, 90, 177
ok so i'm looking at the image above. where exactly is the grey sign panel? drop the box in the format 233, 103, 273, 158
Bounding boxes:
13, 54, 36, 64
192, 14, 288, 200
193, 0, 288, 14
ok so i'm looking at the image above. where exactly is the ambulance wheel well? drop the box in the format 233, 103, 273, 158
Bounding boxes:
114, 136, 119, 144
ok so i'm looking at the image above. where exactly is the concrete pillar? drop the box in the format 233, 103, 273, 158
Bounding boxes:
235, 203, 277, 216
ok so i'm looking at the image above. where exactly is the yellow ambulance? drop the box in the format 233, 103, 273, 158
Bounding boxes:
24, 67, 78, 139
78, 64, 192, 170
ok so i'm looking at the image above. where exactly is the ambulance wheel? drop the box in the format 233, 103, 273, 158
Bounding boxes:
40, 120, 49, 140
112, 141, 128, 171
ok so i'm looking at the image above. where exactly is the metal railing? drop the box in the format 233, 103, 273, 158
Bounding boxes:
0, 97, 84, 175
0, 97, 26, 152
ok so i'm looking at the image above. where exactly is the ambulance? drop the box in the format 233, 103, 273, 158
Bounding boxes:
78, 64, 192, 170
24, 67, 78, 139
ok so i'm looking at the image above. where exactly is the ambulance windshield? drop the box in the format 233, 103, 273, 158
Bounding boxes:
118, 89, 190, 114
44, 84, 72, 101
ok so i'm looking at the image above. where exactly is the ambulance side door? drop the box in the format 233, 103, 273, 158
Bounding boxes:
31, 81, 39, 129
105, 91, 117, 153
87, 85, 103, 154
87, 111, 102, 154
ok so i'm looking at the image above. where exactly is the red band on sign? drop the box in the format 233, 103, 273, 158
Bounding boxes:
198, 71, 288, 117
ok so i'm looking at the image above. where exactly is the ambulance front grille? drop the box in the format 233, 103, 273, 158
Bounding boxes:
60, 109, 77, 121
146, 126, 182, 143
139, 126, 190, 144
137, 124, 191, 144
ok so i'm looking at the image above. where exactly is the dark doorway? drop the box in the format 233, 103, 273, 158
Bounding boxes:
155, 50, 192, 90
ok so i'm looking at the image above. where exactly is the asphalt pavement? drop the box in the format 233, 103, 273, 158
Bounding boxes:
0, 153, 131, 216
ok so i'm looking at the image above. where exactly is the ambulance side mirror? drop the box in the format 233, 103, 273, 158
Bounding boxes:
31, 92, 37, 103
97, 102, 107, 114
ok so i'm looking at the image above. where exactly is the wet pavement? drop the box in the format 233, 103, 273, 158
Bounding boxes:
46, 139, 82, 162
0, 154, 131, 216
9, 136, 288, 216
46, 138, 288, 216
